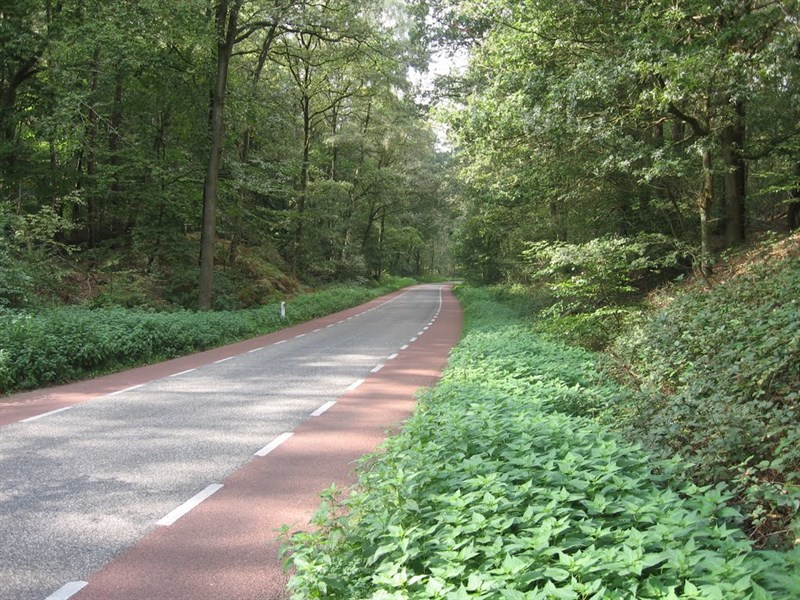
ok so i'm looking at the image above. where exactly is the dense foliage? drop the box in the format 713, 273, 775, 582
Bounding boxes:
0, 277, 413, 394
433, 0, 800, 280
608, 241, 800, 548
522, 234, 691, 349
285, 287, 800, 599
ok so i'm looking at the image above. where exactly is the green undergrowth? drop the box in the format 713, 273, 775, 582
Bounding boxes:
284, 286, 799, 599
0, 277, 414, 395
608, 250, 800, 548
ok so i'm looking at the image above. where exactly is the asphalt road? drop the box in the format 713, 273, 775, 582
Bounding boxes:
0, 284, 456, 600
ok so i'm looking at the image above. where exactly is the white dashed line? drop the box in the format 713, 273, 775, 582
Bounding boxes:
156, 484, 224, 526
274, 340, 287, 345
371, 364, 384, 373
311, 401, 336, 417
248, 347, 264, 353
409, 337, 418, 343
107, 384, 146, 397
169, 368, 197, 377
214, 357, 233, 364
20, 407, 72, 423
417, 331, 425, 336
346, 379, 365, 391
45, 581, 88, 600
326, 324, 335, 328
254, 432, 293, 457
401, 344, 409, 350
387, 353, 399, 360
295, 333, 306, 338
313, 328, 322, 333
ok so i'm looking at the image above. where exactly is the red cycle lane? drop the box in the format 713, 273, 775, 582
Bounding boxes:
69, 285, 462, 600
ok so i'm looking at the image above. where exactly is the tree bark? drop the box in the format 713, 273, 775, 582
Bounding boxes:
789, 163, 800, 231
199, 0, 242, 310
699, 147, 715, 277
721, 100, 747, 246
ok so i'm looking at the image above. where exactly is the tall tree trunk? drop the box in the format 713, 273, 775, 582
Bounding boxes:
291, 88, 311, 276
108, 73, 124, 234
85, 47, 100, 248
699, 147, 715, 276
721, 100, 746, 246
789, 163, 800, 231
341, 101, 371, 263
199, 0, 242, 310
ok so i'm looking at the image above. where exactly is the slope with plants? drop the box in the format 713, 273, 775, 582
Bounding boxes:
284, 286, 799, 599
606, 235, 800, 549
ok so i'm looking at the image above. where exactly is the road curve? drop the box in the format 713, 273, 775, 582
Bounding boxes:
0, 284, 462, 600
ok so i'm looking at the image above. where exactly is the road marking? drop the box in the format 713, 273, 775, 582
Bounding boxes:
326, 324, 335, 328
337, 320, 345, 323
401, 344, 409, 350
274, 340, 287, 345
248, 347, 264, 353
107, 384, 146, 397
423, 326, 430, 331
313, 328, 322, 333
254, 432, 293, 457
295, 333, 306, 338
417, 331, 425, 336
346, 379, 365, 391
157, 484, 224, 526
311, 401, 336, 417
45, 581, 88, 600
169, 368, 197, 377
371, 364, 384, 373
20, 407, 72, 423
214, 357, 233, 364
388, 353, 399, 360
409, 337, 418, 343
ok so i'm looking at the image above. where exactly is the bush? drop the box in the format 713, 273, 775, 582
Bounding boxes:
523, 234, 690, 349
284, 286, 797, 599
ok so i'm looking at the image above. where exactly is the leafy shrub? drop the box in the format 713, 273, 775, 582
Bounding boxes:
0, 280, 414, 395
523, 234, 690, 349
608, 253, 800, 548
285, 287, 797, 599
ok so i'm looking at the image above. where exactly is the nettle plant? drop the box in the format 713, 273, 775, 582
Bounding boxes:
285, 287, 798, 599
522, 234, 690, 349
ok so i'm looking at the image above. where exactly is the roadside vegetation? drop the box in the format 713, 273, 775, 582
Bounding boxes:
285, 234, 800, 598
0, 277, 414, 395
285, 276, 800, 599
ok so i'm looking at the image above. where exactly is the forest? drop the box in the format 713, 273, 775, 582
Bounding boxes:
3, 0, 800, 597
1, 0, 450, 312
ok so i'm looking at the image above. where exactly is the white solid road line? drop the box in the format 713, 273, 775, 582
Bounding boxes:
20, 407, 72, 423
254, 432, 294, 457
311, 401, 337, 417
45, 581, 88, 600
156, 484, 224, 527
